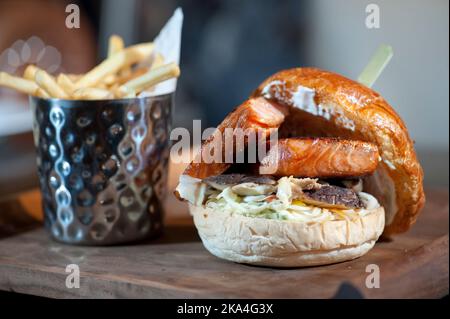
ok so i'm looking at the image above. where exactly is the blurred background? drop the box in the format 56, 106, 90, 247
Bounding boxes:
0, 0, 448, 196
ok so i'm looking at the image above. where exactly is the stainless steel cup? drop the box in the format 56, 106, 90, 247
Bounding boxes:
30, 94, 173, 245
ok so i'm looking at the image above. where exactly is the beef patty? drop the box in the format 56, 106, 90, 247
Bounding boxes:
302, 186, 363, 209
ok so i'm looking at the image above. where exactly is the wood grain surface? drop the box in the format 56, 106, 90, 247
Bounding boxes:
0, 162, 448, 298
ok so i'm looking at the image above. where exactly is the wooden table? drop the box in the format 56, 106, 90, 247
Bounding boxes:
0, 163, 448, 298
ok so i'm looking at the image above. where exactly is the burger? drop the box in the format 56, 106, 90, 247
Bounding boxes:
176, 68, 425, 267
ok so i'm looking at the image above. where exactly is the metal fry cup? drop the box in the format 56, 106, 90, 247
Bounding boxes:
30, 94, 173, 245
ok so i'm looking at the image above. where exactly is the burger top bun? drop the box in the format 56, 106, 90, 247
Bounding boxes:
252, 67, 425, 235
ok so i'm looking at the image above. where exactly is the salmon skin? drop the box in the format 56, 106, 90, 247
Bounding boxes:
258, 138, 379, 178
184, 97, 288, 179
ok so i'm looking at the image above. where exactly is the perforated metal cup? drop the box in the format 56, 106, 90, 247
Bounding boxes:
30, 94, 172, 245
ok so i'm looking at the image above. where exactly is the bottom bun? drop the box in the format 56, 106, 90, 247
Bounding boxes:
190, 204, 385, 267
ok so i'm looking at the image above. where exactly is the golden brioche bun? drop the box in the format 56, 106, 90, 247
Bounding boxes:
190, 204, 385, 267
252, 67, 425, 235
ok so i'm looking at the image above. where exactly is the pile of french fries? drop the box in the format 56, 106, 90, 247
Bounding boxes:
0, 35, 180, 100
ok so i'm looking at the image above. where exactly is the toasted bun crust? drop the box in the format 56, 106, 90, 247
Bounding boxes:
190, 204, 385, 267
252, 68, 425, 235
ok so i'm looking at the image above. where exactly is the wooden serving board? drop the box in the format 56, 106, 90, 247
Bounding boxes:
0, 184, 448, 299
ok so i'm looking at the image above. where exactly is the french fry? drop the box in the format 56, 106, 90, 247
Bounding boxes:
102, 67, 135, 87
116, 67, 148, 85
108, 83, 121, 96
117, 68, 132, 80
23, 65, 39, 81
150, 53, 165, 70
109, 83, 119, 91
120, 62, 180, 93
24, 65, 58, 83
35, 70, 69, 99
75, 42, 154, 89
1, 37, 174, 102
103, 74, 117, 86
66, 74, 82, 82
56, 74, 76, 96
103, 35, 125, 85
123, 89, 136, 98
113, 86, 136, 99
108, 35, 124, 58
35, 88, 50, 98
95, 82, 110, 90
0, 72, 39, 95
72, 87, 114, 100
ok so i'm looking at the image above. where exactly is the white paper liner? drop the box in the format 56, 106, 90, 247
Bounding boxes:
139, 8, 183, 97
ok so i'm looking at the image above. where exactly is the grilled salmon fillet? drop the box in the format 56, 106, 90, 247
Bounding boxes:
258, 138, 379, 178
184, 97, 288, 179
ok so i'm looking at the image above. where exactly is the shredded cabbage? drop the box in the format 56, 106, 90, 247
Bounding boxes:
178, 175, 381, 223
205, 185, 380, 223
